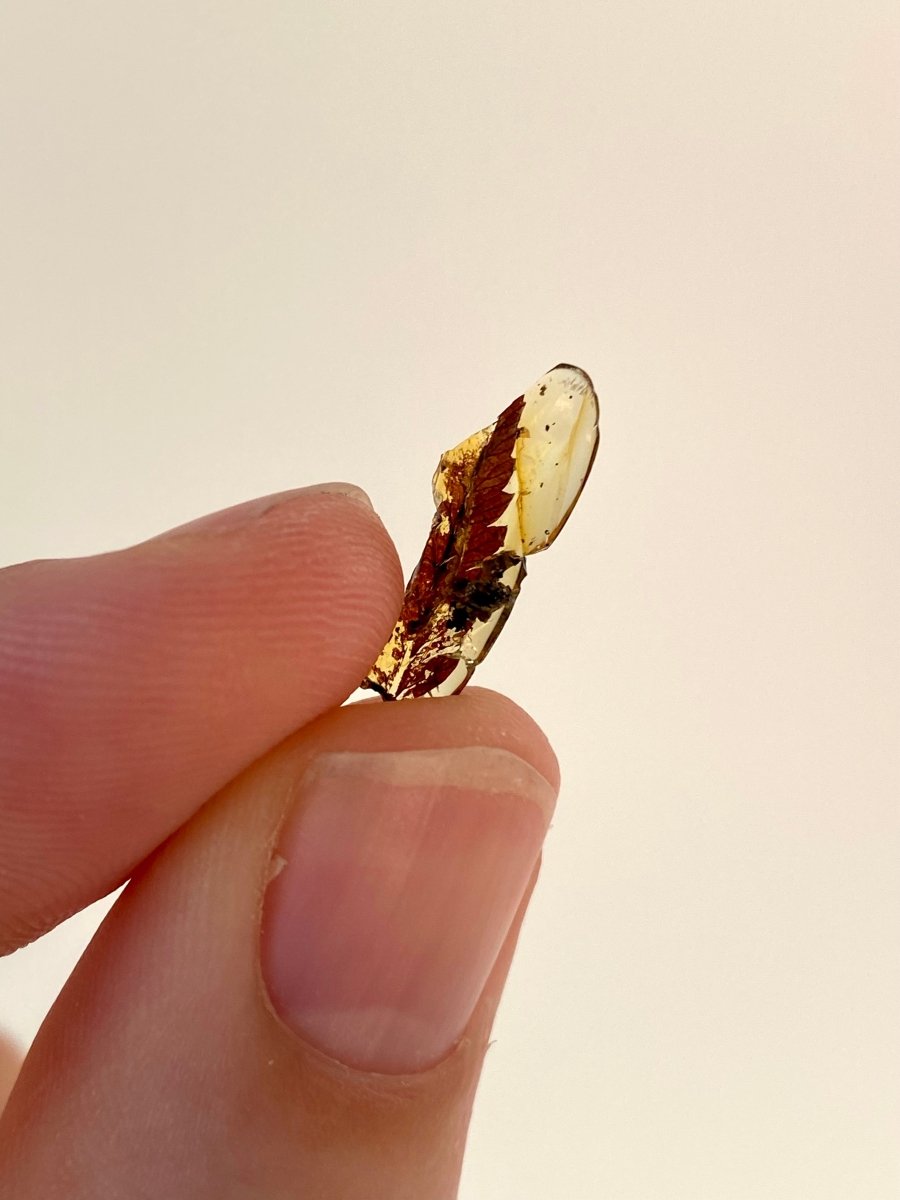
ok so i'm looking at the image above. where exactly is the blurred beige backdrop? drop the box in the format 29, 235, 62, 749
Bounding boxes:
1, 3, 898, 1197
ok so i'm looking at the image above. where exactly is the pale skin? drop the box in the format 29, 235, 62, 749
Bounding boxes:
0, 483, 559, 1199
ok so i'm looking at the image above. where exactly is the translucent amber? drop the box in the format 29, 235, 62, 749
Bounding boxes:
363, 364, 600, 700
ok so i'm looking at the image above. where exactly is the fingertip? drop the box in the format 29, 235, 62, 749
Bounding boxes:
0, 677, 559, 1196
345, 687, 560, 791
153, 482, 374, 540
450, 687, 561, 790
0, 484, 405, 953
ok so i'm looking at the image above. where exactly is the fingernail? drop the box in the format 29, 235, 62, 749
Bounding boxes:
261, 746, 556, 1074
169, 483, 373, 537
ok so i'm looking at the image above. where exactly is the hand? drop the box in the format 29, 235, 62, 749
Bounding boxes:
0, 484, 559, 1200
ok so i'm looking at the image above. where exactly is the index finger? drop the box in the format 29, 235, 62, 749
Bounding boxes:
0, 484, 403, 954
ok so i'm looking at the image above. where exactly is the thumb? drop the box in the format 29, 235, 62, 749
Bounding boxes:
0, 689, 558, 1200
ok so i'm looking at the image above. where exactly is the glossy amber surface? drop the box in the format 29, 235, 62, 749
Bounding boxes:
364, 364, 599, 700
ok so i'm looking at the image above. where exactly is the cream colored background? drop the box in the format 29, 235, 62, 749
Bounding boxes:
1, 3, 898, 1197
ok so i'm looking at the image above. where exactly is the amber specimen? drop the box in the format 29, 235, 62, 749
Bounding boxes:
363, 364, 600, 700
